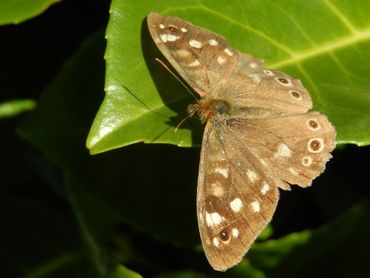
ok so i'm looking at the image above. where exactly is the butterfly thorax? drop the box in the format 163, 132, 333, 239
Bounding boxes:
188, 97, 281, 125
188, 98, 231, 124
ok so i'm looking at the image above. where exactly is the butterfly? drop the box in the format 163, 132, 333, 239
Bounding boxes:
147, 12, 336, 271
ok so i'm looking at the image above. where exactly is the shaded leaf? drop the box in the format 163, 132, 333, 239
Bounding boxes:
0, 99, 36, 119
108, 265, 142, 278
17, 28, 198, 273
0, 0, 60, 25
0, 194, 99, 278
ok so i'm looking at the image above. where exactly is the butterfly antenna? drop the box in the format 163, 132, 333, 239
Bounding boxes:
155, 58, 198, 100
174, 113, 195, 132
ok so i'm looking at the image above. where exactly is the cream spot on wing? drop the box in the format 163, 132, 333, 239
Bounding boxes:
217, 56, 226, 64
232, 228, 239, 238
160, 34, 168, 43
250, 200, 261, 212
206, 212, 223, 226
188, 59, 201, 67
230, 198, 243, 212
263, 69, 274, 76
249, 62, 258, 68
160, 33, 179, 42
209, 39, 218, 46
166, 34, 179, 41
205, 213, 212, 226
224, 48, 233, 56
289, 167, 299, 176
159, 24, 165, 29
275, 143, 292, 158
215, 167, 229, 178
189, 39, 202, 48
211, 182, 224, 197
261, 182, 270, 194
213, 237, 220, 247
302, 156, 312, 167
181, 27, 188, 32
211, 212, 223, 225
247, 169, 259, 182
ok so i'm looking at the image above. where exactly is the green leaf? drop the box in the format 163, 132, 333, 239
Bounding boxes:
108, 265, 142, 278
0, 0, 60, 25
0, 99, 36, 119
0, 191, 140, 278
257, 225, 273, 241
18, 30, 121, 276
87, 0, 370, 154
65, 176, 132, 276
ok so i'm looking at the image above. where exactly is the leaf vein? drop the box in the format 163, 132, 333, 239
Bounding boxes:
269, 28, 370, 68
323, 0, 358, 34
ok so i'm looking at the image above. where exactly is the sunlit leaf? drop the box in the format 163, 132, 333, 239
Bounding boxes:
87, 0, 370, 154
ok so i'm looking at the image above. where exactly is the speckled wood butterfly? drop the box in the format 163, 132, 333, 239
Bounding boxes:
147, 12, 336, 271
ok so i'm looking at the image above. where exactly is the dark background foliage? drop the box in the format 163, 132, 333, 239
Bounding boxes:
1, 0, 370, 277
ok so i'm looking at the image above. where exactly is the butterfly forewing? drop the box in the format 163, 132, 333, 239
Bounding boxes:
147, 12, 336, 271
226, 57, 314, 115
147, 12, 240, 97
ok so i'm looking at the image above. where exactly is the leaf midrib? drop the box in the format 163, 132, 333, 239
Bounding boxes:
166, 4, 370, 70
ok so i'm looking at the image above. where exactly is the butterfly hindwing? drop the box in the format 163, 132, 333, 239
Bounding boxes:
227, 112, 336, 188
197, 111, 335, 270
197, 123, 279, 271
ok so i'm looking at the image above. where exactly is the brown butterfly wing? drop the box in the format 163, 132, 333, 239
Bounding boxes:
148, 12, 312, 116
147, 12, 241, 97
230, 112, 336, 188
197, 123, 279, 271
221, 56, 313, 115
197, 111, 335, 271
